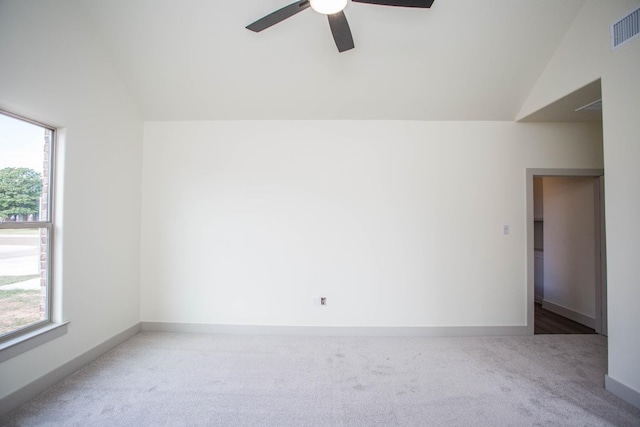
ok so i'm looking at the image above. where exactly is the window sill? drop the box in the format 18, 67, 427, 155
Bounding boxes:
0, 322, 69, 363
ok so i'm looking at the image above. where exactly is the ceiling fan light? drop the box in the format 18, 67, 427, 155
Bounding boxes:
310, 0, 347, 15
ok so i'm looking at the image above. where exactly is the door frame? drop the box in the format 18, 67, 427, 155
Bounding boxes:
525, 168, 607, 335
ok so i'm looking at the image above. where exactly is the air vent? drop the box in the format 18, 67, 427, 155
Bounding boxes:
575, 99, 602, 112
611, 6, 640, 50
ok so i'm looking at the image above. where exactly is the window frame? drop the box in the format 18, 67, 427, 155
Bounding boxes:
0, 109, 58, 347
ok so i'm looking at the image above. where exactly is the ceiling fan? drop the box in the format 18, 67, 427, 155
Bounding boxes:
246, 0, 435, 53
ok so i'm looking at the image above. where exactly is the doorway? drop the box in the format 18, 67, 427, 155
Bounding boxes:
526, 169, 607, 335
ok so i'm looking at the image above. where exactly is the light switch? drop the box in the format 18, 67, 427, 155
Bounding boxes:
503, 225, 510, 235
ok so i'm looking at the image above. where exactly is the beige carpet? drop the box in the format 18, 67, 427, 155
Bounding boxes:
2, 332, 640, 426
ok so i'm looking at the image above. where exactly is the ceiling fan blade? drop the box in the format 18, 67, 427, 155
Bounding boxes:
327, 12, 354, 52
352, 0, 434, 7
246, 1, 311, 32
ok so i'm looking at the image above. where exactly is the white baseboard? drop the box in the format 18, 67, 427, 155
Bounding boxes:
541, 300, 596, 329
141, 322, 530, 337
606, 375, 640, 410
0, 323, 141, 416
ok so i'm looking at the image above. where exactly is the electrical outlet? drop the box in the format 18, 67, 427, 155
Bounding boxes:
503, 224, 510, 235
312, 296, 327, 307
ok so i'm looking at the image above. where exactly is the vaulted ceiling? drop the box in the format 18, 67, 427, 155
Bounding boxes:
76, 0, 587, 121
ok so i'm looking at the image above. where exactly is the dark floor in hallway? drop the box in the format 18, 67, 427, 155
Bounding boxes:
535, 302, 596, 335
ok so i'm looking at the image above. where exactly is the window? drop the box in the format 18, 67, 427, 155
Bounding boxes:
0, 110, 55, 344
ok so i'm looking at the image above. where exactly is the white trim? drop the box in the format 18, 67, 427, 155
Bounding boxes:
0, 322, 68, 363
0, 109, 57, 347
0, 323, 140, 416
541, 300, 596, 329
141, 322, 529, 337
526, 168, 604, 178
597, 176, 608, 336
525, 168, 605, 336
605, 375, 640, 409
0, 108, 56, 132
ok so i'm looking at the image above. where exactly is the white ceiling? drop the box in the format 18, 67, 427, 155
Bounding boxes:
76, 0, 586, 121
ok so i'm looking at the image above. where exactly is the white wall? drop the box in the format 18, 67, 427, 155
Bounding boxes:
141, 121, 602, 328
519, 0, 640, 401
542, 177, 596, 321
0, 0, 143, 400
604, 39, 640, 404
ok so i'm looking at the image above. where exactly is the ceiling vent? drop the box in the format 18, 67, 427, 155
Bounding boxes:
611, 6, 639, 50
575, 99, 602, 112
